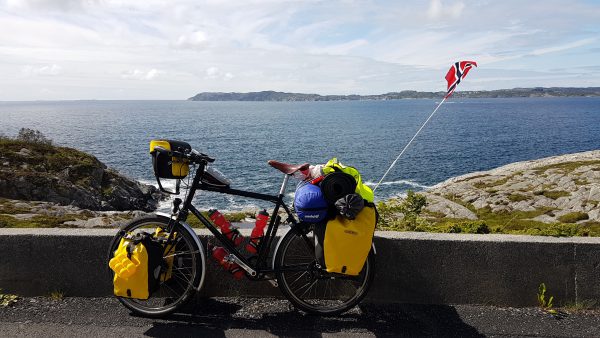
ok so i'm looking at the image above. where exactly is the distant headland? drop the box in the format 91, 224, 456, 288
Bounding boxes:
188, 87, 600, 101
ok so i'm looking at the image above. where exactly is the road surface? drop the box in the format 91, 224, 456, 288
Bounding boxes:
1, 297, 600, 337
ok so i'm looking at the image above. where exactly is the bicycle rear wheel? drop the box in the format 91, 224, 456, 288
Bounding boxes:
274, 224, 375, 315
107, 216, 203, 318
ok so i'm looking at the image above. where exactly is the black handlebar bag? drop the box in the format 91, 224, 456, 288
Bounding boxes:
150, 139, 191, 179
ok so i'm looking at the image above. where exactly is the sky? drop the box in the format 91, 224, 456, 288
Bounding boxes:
0, 0, 599, 100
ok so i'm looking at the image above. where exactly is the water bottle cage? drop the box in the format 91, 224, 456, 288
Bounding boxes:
247, 237, 263, 250
222, 228, 241, 240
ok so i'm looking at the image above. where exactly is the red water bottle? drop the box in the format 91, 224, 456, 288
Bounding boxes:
211, 245, 229, 269
211, 246, 245, 279
246, 209, 269, 254
209, 209, 244, 246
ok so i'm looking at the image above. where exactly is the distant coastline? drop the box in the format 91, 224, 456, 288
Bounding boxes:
188, 87, 600, 101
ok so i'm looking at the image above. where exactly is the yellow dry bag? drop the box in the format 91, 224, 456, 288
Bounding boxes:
324, 205, 376, 275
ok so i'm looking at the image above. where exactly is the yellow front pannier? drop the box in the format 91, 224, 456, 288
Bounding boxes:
109, 231, 174, 299
324, 205, 376, 275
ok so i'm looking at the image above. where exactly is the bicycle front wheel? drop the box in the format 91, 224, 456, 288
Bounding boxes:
274, 225, 375, 315
107, 216, 203, 318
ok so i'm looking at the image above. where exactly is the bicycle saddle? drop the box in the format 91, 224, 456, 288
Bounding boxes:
268, 160, 309, 175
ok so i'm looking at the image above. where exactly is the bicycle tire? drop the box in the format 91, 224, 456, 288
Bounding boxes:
274, 225, 375, 316
107, 216, 203, 318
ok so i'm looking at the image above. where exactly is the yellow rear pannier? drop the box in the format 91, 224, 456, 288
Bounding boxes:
324, 205, 376, 275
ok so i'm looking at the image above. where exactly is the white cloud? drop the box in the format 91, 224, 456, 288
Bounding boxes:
205, 67, 219, 78
174, 31, 208, 49
121, 68, 161, 80
530, 38, 597, 56
0, 0, 599, 100
427, 0, 465, 20
204, 67, 234, 81
22, 64, 63, 76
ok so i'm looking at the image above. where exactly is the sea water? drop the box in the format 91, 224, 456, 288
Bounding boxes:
1, 97, 599, 211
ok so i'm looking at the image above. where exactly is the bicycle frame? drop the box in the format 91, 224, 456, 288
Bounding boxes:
166, 161, 305, 279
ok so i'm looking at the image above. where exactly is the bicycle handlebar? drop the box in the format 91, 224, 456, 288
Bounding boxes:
154, 146, 215, 163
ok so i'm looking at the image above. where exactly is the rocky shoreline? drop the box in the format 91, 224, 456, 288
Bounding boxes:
0, 198, 151, 228
1, 136, 599, 232
422, 150, 600, 224
0, 138, 162, 212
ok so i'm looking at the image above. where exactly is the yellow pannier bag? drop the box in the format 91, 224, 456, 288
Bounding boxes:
322, 158, 374, 203
109, 232, 167, 299
154, 228, 176, 283
324, 205, 376, 275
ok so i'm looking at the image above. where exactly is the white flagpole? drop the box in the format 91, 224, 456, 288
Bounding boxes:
373, 96, 448, 192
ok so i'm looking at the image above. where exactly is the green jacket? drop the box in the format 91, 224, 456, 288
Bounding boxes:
322, 158, 374, 203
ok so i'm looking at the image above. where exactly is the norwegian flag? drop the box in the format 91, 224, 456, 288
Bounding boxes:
445, 61, 477, 98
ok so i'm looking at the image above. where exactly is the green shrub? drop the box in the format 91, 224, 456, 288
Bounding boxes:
16, 128, 52, 145
524, 223, 581, 237
377, 190, 428, 230
445, 220, 490, 234
0, 289, 18, 307
557, 212, 589, 223
537, 283, 556, 314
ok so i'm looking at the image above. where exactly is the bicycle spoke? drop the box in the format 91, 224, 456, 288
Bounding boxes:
110, 218, 200, 316
276, 226, 373, 314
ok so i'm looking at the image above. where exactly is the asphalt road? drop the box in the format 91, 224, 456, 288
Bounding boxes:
1, 297, 600, 337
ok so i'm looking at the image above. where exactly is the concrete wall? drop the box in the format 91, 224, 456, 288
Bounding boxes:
1, 228, 599, 306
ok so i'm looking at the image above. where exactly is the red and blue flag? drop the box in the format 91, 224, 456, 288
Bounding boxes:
445, 61, 477, 98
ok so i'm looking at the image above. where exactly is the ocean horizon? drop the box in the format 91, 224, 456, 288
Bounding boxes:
1, 97, 599, 211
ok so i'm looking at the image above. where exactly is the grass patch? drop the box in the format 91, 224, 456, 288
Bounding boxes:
557, 212, 589, 223
0, 201, 35, 214
49, 291, 64, 301
533, 160, 600, 175
0, 214, 80, 228
443, 220, 490, 234
536, 190, 570, 200
454, 174, 489, 183
184, 210, 254, 228
422, 210, 447, 219
381, 195, 600, 236
0, 290, 18, 307
562, 300, 598, 313
473, 176, 510, 189
507, 193, 529, 202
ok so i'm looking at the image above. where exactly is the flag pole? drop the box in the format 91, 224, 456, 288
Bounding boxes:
373, 96, 448, 193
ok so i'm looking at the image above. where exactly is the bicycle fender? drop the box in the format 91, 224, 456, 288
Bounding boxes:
270, 227, 377, 269
271, 226, 293, 270
156, 212, 207, 292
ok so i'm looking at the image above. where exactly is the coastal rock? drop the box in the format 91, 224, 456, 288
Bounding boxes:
423, 150, 600, 224
0, 139, 162, 211
0, 198, 152, 228
422, 193, 477, 220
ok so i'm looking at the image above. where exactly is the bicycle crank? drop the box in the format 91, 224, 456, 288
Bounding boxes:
224, 254, 257, 277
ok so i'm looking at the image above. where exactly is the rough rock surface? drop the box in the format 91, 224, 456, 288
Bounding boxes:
0, 139, 162, 211
421, 193, 478, 220
0, 198, 150, 228
422, 150, 600, 223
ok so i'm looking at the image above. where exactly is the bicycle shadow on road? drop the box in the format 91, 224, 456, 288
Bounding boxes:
142, 297, 483, 337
